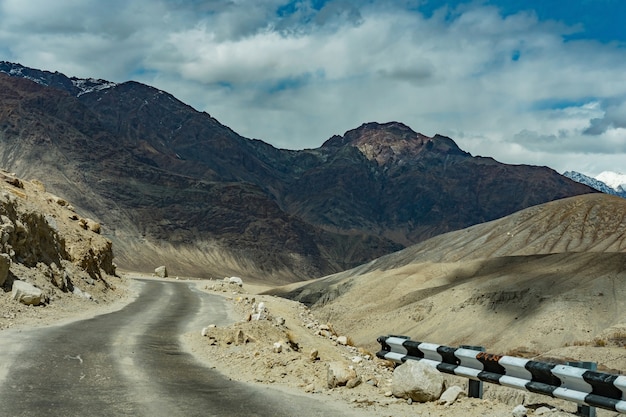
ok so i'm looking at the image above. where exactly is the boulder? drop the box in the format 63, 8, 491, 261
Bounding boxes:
12, 280, 46, 306
228, 276, 243, 286
154, 265, 168, 278
73, 286, 93, 300
327, 361, 357, 388
438, 385, 465, 406
391, 360, 444, 402
512, 404, 528, 417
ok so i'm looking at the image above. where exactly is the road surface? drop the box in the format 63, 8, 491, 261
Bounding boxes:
0, 279, 353, 416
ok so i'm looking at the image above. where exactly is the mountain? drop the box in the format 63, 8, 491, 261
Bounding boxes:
563, 170, 626, 198
596, 171, 626, 193
0, 62, 598, 282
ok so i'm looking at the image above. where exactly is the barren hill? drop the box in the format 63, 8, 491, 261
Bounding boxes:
272, 194, 626, 370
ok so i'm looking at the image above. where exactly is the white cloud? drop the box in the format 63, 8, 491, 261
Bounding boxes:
0, 0, 624, 175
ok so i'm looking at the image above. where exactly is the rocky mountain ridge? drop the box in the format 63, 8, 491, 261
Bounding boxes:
0, 62, 597, 281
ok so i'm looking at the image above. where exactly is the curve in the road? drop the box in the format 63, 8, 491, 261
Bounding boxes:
0, 279, 350, 417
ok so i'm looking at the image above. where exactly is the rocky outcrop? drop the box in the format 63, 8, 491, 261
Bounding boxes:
0, 170, 118, 308
0, 253, 9, 286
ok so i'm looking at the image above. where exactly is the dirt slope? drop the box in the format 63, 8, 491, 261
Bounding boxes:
270, 194, 626, 370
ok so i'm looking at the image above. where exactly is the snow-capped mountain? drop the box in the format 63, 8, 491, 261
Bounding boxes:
0, 61, 116, 97
563, 171, 626, 198
596, 171, 626, 193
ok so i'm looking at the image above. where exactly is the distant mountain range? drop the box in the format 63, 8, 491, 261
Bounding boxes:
0, 61, 597, 282
563, 171, 626, 198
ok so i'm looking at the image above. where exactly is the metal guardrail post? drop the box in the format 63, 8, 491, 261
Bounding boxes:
460, 345, 485, 398
567, 361, 598, 417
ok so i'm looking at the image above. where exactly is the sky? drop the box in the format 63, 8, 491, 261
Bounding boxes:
0, 0, 625, 177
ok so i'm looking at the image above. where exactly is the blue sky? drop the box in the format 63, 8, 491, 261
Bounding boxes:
0, 0, 624, 176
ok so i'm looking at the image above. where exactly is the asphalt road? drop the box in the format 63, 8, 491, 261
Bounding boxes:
0, 279, 349, 417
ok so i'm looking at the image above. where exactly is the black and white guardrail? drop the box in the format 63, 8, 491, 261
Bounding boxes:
377, 335, 626, 414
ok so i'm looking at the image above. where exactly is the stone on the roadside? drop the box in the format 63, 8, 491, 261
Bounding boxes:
512, 404, 527, 417
273, 342, 283, 353
154, 265, 168, 278
327, 361, 357, 388
235, 329, 247, 345
438, 385, 465, 406
337, 335, 348, 345
391, 360, 444, 402
12, 280, 46, 306
318, 330, 331, 338
228, 276, 243, 286
346, 376, 362, 389
309, 348, 319, 362
72, 286, 93, 300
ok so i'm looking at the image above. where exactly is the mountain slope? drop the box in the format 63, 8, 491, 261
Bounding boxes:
271, 193, 626, 357
0, 62, 598, 281
564, 170, 626, 198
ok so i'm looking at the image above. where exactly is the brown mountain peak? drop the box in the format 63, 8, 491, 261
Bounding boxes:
322, 121, 468, 165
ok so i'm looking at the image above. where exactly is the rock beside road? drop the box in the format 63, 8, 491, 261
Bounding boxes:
11, 280, 46, 306
391, 360, 445, 402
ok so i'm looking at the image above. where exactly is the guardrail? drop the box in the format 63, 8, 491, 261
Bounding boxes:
377, 335, 626, 415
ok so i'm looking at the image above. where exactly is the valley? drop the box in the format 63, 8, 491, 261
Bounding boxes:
0, 62, 625, 416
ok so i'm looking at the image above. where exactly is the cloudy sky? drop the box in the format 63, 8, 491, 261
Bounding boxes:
0, 0, 624, 177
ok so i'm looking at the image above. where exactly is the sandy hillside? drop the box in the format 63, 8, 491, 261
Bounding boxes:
269, 194, 626, 368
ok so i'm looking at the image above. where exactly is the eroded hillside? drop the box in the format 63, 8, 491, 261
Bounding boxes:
0, 170, 123, 329
272, 194, 626, 371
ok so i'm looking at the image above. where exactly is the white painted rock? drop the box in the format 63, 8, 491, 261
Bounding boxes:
12, 280, 46, 306
391, 360, 444, 402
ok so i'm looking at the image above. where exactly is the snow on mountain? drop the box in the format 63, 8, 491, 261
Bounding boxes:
563, 171, 616, 194
71, 77, 117, 97
596, 171, 626, 192
1, 61, 117, 97
564, 171, 626, 199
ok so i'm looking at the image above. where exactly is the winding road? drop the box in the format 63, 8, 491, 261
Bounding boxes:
0, 279, 352, 416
